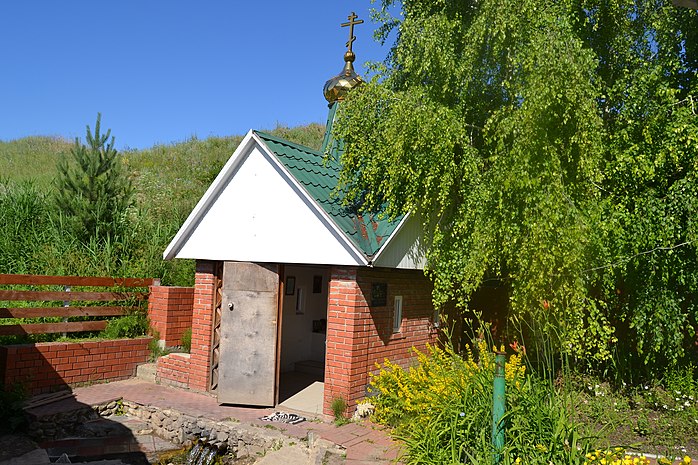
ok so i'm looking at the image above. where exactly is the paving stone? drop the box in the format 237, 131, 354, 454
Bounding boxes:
24, 378, 406, 464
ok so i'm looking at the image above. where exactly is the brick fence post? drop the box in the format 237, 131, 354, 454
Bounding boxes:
188, 260, 218, 392
148, 285, 195, 348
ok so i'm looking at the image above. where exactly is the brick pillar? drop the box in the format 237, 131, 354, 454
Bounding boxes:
188, 260, 219, 392
324, 266, 370, 416
148, 285, 194, 348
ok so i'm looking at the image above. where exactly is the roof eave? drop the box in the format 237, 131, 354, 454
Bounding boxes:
369, 212, 411, 265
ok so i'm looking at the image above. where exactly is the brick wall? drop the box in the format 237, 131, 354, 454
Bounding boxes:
148, 285, 194, 347
156, 353, 191, 389
187, 260, 219, 392
324, 266, 437, 416
0, 337, 151, 395
148, 261, 435, 412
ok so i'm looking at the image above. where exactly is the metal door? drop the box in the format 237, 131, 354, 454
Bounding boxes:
217, 261, 280, 406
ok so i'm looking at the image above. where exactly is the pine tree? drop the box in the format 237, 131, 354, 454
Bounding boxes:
55, 114, 133, 242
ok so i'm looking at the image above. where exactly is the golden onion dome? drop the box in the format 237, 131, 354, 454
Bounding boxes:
323, 50, 363, 104
324, 12, 364, 104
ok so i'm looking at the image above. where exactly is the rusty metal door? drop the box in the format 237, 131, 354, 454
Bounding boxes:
217, 262, 280, 406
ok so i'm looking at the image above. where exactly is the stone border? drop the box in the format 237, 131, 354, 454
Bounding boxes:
122, 400, 285, 458
27, 399, 345, 462
26, 400, 117, 440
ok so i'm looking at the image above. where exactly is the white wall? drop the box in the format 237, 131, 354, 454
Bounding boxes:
279, 265, 329, 372
168, 138, 366, 266
372, 215, 427, 269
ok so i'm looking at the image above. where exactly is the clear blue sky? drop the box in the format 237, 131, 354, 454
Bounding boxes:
0, 1, 394, 150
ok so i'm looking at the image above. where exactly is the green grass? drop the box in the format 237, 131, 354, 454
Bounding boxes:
0, 122, 325, 289
570, 371, 698, 460
0, 136, 73, 186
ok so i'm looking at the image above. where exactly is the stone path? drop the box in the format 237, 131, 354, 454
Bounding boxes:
22, 378, 403, 465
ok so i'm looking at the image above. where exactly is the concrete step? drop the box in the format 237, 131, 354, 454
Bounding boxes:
294, 360, 324, 377
135, 362, 157, 383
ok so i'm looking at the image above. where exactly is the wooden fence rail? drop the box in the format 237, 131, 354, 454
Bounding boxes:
0, 273, 156, 337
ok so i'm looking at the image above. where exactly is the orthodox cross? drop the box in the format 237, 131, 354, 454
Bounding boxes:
341, 11, 364, 52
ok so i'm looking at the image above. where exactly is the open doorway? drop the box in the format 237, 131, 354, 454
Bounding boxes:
278, 265, 329, 415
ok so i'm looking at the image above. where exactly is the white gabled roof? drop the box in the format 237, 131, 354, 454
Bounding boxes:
163, 130, 369, 266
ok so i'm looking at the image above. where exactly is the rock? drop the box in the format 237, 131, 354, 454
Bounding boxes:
0, 448, 50, 465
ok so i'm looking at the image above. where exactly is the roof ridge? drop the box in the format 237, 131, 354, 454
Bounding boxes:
254, 130, 323, 157
256, 129, 403, 258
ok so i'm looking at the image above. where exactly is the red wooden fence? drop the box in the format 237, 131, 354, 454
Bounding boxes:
0, 274, 156, 337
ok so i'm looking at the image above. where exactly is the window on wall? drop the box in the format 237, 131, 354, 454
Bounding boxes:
393, 295, 403, 333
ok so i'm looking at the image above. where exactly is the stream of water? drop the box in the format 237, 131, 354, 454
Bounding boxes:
183, 439, 222, 465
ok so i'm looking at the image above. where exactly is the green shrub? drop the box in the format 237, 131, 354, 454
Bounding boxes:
100, 312, 149, 339
181, 327, 192, 353
54, 114, 133, 243
148, 329, 168, 361
369, 341, 592, 464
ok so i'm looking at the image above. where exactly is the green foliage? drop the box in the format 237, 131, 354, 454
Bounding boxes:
55, 114, 134, 243
331, 396, 348, 425
334, 0, 698, 377
570, 371, 698, 459
0, 123, 321, 286
148, 328, 169, 360
0, 179, 52, 274
270, 123, 325, 150
100, 312, 149, 339
181, 327, 192, 353
369, 341, 591, 464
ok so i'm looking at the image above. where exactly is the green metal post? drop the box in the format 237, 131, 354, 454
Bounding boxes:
491, 351, 506, 464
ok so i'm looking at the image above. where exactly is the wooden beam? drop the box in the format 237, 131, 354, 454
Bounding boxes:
0, 274, 155, 288
0, 320, 108, 336
0, 306, 133, 318
0, 290, 146, 302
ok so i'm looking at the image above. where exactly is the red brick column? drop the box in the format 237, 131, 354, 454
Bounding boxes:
323, 266, 438, 416
324, 266, 371, 416
148, 285, 194, 348
188, 260, 219, 392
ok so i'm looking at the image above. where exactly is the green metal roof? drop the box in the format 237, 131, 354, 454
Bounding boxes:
254, 130, 402, 258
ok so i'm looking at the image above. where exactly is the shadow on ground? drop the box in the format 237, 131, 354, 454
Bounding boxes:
0, 342, 154, 465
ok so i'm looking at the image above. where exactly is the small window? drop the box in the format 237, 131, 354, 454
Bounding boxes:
393, 295, 403, 333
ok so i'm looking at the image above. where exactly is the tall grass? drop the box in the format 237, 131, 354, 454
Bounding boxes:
0, 123, 326, 344
0, 122, 325, 283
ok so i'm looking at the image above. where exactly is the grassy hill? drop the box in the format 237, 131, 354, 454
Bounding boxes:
0, 123, 326, 284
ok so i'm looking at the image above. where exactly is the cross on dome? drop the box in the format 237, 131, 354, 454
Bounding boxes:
323, 12, 364, 104
341, 11, 364, 53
